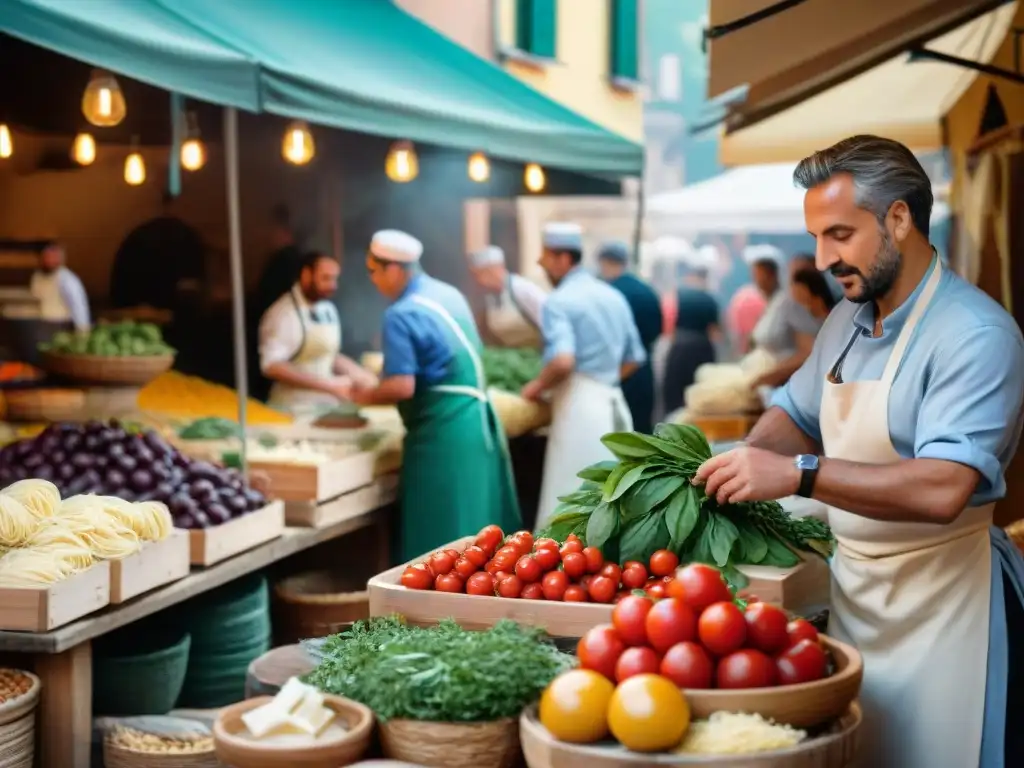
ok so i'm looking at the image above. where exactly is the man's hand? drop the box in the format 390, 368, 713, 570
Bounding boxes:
692, 446, 800, 505
325, 375, 353, 402
521, 379, 545, 403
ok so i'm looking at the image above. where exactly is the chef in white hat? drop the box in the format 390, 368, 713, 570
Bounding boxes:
469, 245, 547, 348
523, 222, 646, 530
350, 230, 521, 562
258, 250, 375, 413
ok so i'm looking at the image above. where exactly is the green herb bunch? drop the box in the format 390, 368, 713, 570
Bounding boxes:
304, 616, 574, 723
539, 423, 834, 588
481, 346, 543, 392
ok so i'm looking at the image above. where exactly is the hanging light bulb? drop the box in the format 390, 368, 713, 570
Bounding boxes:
0, 125, 12, 159
180, 112, 206, 171
282, 121, 315, 165
524, 163, 546, 193
467, 152, 490, 182
385, 140, 419, 183
124, 152, 146, 186
71, 133, 96, 166
81, 70, 127, 127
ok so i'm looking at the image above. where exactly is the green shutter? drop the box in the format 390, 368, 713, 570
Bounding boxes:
610, 0, 638, 80
515, 0, 557, 59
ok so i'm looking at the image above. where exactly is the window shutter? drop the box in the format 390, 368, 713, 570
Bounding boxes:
610, 0, 639, 80
516, 0, 557, 59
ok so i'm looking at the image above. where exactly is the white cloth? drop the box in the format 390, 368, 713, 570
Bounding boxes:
259, 285, 341, 412
485, 274, 546, 348
30, 267, 90, 329
535, 374, 632, 531
821, 258, 990, 768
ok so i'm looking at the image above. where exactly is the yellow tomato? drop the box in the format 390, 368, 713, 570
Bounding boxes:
539, 669, 614, 744
608, 674, 690, 753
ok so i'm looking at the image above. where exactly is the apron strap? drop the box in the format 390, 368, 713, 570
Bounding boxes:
507, 274, 540, 331
880, 256, 942, 388
287, 287, 309, 364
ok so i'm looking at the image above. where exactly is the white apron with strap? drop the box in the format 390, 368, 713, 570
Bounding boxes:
535, 374, 632, 531
821, 258, 991, 768
486, 277, 541, 348
750, 290, 786, 352
30, 270, 71, 322
268, 289, 342, 414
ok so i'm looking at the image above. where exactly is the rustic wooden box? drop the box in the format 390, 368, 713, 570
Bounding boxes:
368, 537, 829, 637
188, 501, 286, 566
251, 451, 377, 503
109, 530, 191, 603
285, 474, 399, 528
0, 561, 110, 632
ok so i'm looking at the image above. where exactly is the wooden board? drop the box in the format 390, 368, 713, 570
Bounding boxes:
285, 474, 399, 527
0, 561, 110, 632
108, 530, 190, 603
188, 501, 286, 566
687, 413, 761, 442
251, 451, 377, 503
368, 537, 829, 637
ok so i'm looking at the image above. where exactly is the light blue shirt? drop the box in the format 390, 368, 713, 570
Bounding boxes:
382, 272, 481, 386
542, 267, 646, 386
773, 258, 1024, 506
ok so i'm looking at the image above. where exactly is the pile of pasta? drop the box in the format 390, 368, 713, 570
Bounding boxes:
0, 479, 173, 588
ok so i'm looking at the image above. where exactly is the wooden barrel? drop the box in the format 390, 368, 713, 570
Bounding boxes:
244, 644, 318, 699
271, 571, 369, 646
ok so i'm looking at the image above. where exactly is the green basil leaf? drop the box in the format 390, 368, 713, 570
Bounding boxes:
709, 512, 740, 568
736, 524, 769, 564
577, 460, 618, 483
619, 513, 663, 565
601, 433, 660, 461
635, 434, 705, 464
585, 502, 620, 549
721, 564, 749, 591
604, 464, 647, 502
761, 533, 802, 568
654, 423, 713, 461
557, 489, 601, 506
538, 511, 591, 542
665, 486, 700, 551
626, 475, 685, 515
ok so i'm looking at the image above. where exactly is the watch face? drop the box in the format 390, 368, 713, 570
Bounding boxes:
796, 455, 819, 471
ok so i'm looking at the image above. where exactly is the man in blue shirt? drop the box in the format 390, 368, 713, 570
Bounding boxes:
348, 230, 520, 562
523, 223, 646, 529
693, 135, 1024, 767
597, 241, 663, 433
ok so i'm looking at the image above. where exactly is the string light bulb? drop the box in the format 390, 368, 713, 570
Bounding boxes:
81, 70, 126, 127
180, 112, 206, 171
0, 125, 12, 159
71, 133, 96, 166
282, 121, 315, 165
467, 152, 490, 182
524, 163, 546, 192
124, 152, 146, 186
385, 140, 419, 183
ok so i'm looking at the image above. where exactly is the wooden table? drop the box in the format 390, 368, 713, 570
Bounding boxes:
0, 476, 397, 768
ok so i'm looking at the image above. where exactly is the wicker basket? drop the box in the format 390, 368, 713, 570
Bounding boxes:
40, 351, 174, 386
379, 718, 520, 768
0, 713, 34, 768
2, 388, 86, 422
272, 571, 369, 645
102, 739, 220, 768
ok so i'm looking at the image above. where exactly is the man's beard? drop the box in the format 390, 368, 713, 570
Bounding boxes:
830, 228, 901, 304
542, 267, 561, 287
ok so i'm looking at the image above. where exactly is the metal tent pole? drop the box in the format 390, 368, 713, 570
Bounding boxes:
223, 107, 249, 473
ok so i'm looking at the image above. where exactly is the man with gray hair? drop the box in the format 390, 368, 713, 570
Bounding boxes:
468, 245, 547, 348
693, 135, 1024, 767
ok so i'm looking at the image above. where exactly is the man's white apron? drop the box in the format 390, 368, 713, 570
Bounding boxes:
535, 374, 632, 531
268, 290, 342, 414
821, 258, 990, 768
30, 270, 71, 322
486, 278, 541, 348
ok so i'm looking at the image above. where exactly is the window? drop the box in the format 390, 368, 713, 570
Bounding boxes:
610, 0, 639, 81
657, 54, 681, 101
515, 0, 557, 59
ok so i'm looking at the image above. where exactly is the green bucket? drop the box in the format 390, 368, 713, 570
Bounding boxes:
93, 632, 191, 715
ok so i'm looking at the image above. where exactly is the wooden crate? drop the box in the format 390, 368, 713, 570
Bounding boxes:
109, 530, 190, 603
188, 501, 286, 566
0, 561, 110, 632
285, 474, 399, 528
368, 537, 829, 637
250, 451, 377, 503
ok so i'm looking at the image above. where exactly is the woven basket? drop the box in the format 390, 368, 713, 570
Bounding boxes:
102, 739, 220, 768
0, 713, 34, 768
2, 388, 85, 422
272, 571, 369, 645
379, 718, 520, 768
40, 351, 174, 386
0, 672, 40, 728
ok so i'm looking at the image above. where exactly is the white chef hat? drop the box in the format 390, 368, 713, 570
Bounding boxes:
694, 245, 719, 270
542, 222, 583, 251
652, 236, 695, 261
469, 245, 505, 268
743, 243, 785, 266
370, 229, 423, 263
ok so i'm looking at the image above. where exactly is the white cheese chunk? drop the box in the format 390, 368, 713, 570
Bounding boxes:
242, 702, 292, 739
290, 690, 336, 737
273, 677, 313, 714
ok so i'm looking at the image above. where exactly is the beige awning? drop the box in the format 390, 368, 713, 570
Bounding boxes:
716, 2, 1016, 165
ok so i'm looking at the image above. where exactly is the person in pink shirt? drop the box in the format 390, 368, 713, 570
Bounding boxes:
726, 283, 767, 355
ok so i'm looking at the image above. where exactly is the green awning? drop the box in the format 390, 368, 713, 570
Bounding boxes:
2, 0, 642, 176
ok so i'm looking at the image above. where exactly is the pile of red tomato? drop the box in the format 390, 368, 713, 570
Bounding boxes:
578, 563, 829, 690
399, 526, 684, 602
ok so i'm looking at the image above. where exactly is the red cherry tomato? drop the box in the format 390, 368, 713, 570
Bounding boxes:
492, 570, 511, 583
660, 641, 714, 689
697, 601, 747, 656
400, 564, 433, 590
444, 548, 461, 561
614, 589, 633, 603
520, 582, 545, 600
612, 595, 654, 646
666, 577, 686, 601
582, 546, 605, 574
462, 545, 489, 567
776, 639, 828, 685
645, 582, 667, 600
579, 574, 594, 591
588, 575, 618, 604
512, 531, 534, 553
600, 563, 622, 585
491, 546, 519, 571
566, 533, 582, 545
785, 618, 820, 649
744, 602, 790, 654
534, 546, 560, 572
621, 564, 648, 590
563, 585, 589, 602
644, 597, 698, 652
560, 540, 583, 557
614, 646, 661, 683
465, 571, 495, 596
475, 525, 504, 555
541, 570, 570, 600
515, 555, 543, 584
649, 549, 680, 578
496, 574, 523, 598
561, 552, 587, 580
435, 572, 464, 593
623, 560, 645, 570
673, 564, 733, 613
577, 624, 625, 681
534, 537, 559, 551
717, 649, 778, 689
428, 551, 455, 576
484, 561, 502, 575
453, 556, 478, 579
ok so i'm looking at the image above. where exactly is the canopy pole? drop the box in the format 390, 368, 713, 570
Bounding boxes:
223, 106, 249, 474
631, 164, 645, 272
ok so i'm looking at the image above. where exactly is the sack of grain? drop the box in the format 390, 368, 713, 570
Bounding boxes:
487, 388, 551, 438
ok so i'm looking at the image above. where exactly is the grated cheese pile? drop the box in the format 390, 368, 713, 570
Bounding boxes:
675, 712, 807, 755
